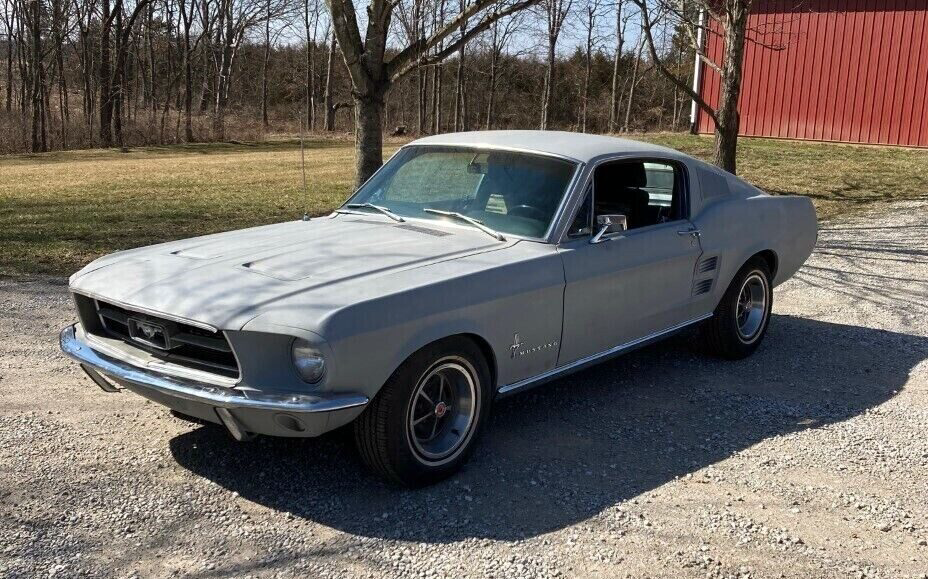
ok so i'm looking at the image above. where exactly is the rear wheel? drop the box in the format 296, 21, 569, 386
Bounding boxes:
354, 337, 491, 487
701, 258, 773, 359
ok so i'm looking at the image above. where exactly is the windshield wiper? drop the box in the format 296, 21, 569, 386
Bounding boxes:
423, 209, 506, 241
342, 203, 405, 223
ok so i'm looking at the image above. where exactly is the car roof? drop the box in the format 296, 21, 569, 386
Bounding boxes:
408, 130, 683, 164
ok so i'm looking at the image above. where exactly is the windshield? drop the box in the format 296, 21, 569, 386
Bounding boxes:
344, 146, 578, 238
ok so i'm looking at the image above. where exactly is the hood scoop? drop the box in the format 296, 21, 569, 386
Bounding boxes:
241, 257, 342, 282
170, 247, 225, 260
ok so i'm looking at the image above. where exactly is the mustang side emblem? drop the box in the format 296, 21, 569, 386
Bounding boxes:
510, 333, 558, 358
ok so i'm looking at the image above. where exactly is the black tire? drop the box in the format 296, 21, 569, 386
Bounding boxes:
701, 257, 773, 359
353, 336, 492, 487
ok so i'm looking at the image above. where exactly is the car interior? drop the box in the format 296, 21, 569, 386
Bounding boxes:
592, 160, 681, 231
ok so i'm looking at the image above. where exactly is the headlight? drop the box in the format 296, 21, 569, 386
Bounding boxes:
291, 338, 326, 383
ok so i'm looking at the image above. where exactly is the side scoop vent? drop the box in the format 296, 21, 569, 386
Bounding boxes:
698, 256, 719, 274
693, 279, 713, 296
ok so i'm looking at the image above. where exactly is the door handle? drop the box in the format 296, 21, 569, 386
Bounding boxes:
677, 228, 701, 237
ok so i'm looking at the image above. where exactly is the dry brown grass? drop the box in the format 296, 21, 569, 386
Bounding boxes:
1, 134, 925, 277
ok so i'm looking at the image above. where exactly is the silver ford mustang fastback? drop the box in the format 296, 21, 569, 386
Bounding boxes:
60, 131, 817, 486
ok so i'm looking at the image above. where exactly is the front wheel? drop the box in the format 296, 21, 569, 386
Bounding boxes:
354, 337, 492, 487
701, 258, 773, 359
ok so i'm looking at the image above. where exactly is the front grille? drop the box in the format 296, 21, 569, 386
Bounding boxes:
92, 300, 239, 379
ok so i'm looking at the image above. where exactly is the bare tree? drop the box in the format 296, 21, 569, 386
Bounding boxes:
393, 0, 428, 133
325, 0, 540, 186
210, 0, 266, 139
1, 0, 15, 112
322, 27, 337, 129
178, 0, 198, 141
27, 0, 48, 151
538, 0, 570, 129
622, 33, 643, 132
0, 0, 730, 156
261, 0, 271, 127
483, 8, 518, 129
632, 0, 752, 173
112, 0, 154, 147
321, 27, 348, 129
303, 0, 322, 129
577, 0, 601, 132
451, 0, 469, 131
607, 0, 630, 132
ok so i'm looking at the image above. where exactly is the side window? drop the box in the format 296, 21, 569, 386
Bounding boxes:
567, 185, 593, 237
593, 160, 684, 230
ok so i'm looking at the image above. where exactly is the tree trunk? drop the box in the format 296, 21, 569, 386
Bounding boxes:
5, 22, 12, 112
540, 41, 554, 129
485, 29, 498, 130
304, 10, 316, 131
183, 8, 194, 141
712, 3, 748, 173
417, 67, 426, 134
213, 11, 234, 140
623, 38, 643, 132
261, 0, 270, 128
3, 5, 13, 113
354, 91, 385, 187
453, 49, 465, 130
608, 1, 623, 133
580, 8, 592, 133
99, 0, 113, 146
432, 63, 442, 133
29, 0, 47, 152
713, 119, 738, 173
113, 4, 124, 148
54, 3, 69, 149
323, 30, 336, 131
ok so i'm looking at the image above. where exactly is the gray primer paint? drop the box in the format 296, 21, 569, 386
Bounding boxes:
66, 131, 817, 437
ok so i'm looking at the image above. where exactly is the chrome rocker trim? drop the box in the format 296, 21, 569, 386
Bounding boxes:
497, 313, 713, 397
59, 324, 369, 414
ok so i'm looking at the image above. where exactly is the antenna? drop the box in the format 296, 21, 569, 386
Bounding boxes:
299, 104, 310, 221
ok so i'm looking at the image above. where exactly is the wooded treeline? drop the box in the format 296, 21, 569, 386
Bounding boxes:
0, 0, 697, 155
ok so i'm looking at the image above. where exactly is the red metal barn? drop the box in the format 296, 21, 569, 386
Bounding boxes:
694, 0, 928, 147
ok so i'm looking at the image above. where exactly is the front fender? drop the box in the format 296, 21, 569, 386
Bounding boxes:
313, 249, 565, 399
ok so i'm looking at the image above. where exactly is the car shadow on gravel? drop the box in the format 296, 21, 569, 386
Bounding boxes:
169, 314, 927, 543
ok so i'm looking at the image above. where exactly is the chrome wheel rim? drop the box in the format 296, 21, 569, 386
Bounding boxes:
407, 358, 479, 464
736, 272, 768, 342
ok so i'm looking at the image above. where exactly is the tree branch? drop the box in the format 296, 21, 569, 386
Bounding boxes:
388, 0, 540, 81
631, 0, 718, 124
325, 0, 371, 93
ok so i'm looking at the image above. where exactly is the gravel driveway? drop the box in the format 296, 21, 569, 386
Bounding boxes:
2, 200, 927, 579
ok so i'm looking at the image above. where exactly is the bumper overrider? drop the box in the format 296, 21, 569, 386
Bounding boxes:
59, 324, 368, 440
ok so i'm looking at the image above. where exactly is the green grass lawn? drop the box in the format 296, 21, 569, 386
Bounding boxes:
1, 134, 925, 277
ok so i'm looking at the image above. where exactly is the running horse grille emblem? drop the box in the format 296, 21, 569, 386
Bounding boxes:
127, 317, 171, 350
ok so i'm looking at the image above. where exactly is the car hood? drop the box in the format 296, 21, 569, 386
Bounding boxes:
69, 214, 513, 330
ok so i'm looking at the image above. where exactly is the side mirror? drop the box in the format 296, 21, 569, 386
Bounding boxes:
590, 214, 628, 244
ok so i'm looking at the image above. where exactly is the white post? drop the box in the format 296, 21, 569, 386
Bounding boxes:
689, 9, 707, 131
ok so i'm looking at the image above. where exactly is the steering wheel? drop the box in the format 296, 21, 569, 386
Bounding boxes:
507, 204, 546, 222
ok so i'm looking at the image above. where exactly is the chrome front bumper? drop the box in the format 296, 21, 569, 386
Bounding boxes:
59, 324, 368, 439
